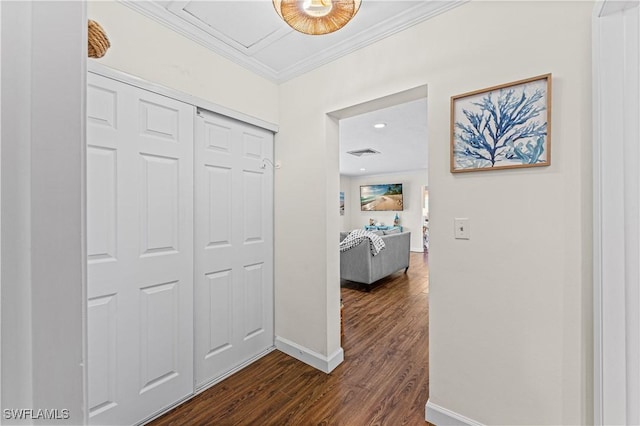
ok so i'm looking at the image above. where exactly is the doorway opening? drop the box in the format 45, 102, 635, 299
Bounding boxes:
330, 85, 430, 420
329, 85, 428, 257
337, 97, 428, 255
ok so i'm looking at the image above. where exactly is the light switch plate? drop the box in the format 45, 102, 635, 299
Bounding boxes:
454, 218, 470, 239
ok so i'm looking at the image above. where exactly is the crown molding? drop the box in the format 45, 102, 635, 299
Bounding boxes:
276, 0, 469, 82
119, 0, 468, 83
120, 0, 281, 80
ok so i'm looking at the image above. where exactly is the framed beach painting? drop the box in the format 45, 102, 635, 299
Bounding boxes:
339, 192, 345, 216
451, 74, 552, 173
360, 184, 403, 211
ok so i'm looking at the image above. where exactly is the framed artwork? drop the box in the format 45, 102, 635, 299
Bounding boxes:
339, 192, 345, 216
451, 73, 552, 173
360, 184, 403, 211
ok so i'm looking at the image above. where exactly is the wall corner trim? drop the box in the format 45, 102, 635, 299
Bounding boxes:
425, 400, 484, 426
275, 336, 344, 373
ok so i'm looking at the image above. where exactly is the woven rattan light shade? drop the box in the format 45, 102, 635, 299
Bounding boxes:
88, 20, 110, 58
273, 0, 361, 35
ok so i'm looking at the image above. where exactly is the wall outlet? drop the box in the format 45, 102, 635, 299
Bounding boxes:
454, 218, 470, 239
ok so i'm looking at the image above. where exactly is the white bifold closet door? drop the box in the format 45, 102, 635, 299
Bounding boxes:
194, 109, 274, 388
86, 73, 194, 425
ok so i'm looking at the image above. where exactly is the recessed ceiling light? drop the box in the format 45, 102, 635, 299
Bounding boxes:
373, 123, 386, 129
360, 168, 366, 171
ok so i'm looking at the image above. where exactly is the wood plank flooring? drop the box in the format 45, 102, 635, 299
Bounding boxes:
148, 252, 429, 426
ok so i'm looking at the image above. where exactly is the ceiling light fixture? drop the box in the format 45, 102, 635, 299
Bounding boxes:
373, 123, 386, 129
272, 0, 362, 35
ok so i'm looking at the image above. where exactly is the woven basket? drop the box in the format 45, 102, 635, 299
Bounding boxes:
88, 20, 110, 58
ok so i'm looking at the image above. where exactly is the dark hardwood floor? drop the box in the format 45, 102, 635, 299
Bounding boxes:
148, 252, 429, 426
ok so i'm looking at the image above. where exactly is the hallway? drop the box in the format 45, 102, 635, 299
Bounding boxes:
149, 252, 429, 425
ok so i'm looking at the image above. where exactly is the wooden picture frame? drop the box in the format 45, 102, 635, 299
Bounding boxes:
450, 74, 552, 173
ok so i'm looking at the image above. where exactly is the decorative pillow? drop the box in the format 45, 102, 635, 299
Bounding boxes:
369, 230, 384, 236
383, 228, 401, 235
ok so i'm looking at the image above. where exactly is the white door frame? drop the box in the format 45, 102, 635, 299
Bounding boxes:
593, 1, 640, 424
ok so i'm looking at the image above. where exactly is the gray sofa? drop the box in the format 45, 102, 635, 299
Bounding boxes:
339, 231, 411, 287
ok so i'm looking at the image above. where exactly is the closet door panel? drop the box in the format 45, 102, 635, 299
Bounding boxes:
87, 294, 118, 417
205, 165, 233, 247
87, 146, 118, 264
139, 280, 180, 394
87, 73, 194, 426
243, 262, 266, 339
139, 153, 180, 255
195, 110, 274, 388
204, 269, 234, 355
242, 170, 265, 243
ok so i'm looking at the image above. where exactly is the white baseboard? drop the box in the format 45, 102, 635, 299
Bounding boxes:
275, 336, 344, 373
426, 400, 484, 426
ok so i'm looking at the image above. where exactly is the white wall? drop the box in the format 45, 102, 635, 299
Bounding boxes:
1, 2, 86, 423
87, 1, 279, 125
342, 170, 427, 252
276, 1, 593, 424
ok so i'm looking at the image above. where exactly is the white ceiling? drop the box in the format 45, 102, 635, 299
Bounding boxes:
123, 1, 442, 176
122, 0, 465, 83
340, 98, 428, 176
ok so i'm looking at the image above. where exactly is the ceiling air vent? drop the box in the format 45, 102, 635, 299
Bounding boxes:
347, 148, 381, 157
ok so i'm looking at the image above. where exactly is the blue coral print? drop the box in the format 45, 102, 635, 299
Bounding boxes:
453, 77, 549, 171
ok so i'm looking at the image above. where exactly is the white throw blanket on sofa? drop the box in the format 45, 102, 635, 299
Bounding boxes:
339, 229, 386, 256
